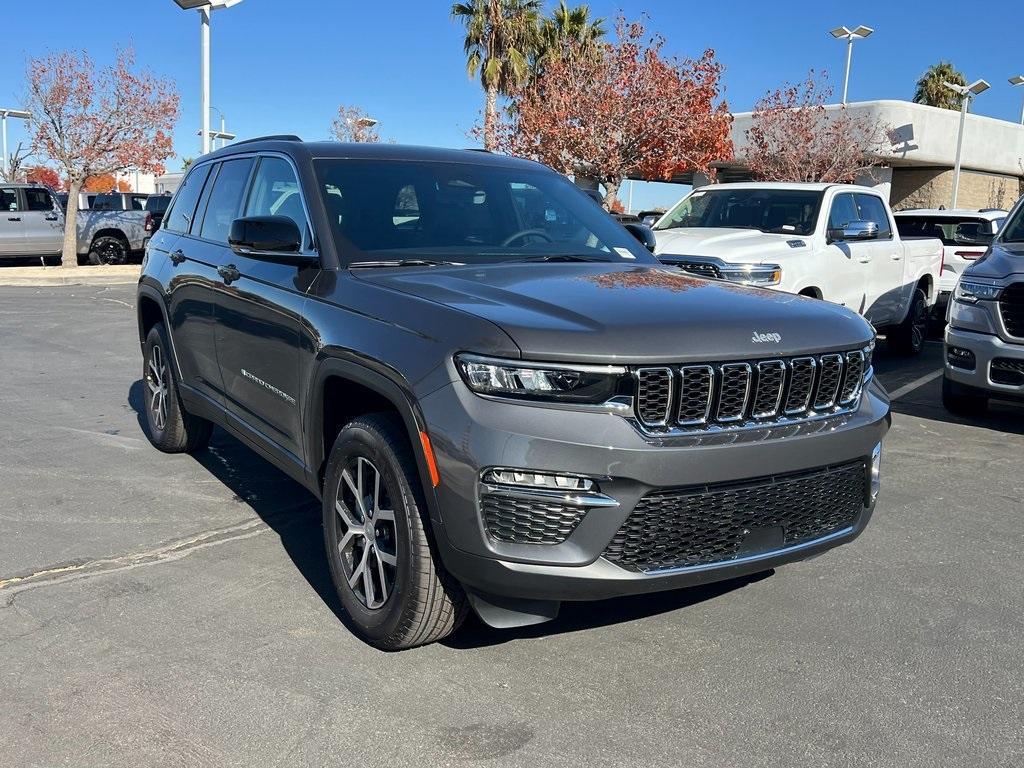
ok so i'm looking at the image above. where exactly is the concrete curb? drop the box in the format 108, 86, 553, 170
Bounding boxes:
0, 266, 140, 287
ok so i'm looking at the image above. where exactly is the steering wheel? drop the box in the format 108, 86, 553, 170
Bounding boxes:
501, 228, 554, 247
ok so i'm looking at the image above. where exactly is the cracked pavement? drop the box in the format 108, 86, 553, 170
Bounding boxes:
1, 285, 1022, 767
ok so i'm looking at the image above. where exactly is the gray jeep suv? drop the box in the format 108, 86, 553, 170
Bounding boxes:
137, 137, 889, 649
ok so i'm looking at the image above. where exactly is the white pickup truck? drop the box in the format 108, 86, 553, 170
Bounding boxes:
652, 182, 944, 355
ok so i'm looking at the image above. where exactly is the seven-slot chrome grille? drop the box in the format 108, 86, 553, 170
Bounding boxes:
634, 349, 868, 432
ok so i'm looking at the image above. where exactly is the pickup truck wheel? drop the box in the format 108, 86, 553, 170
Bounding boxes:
889, 288, 928, 356
942, 376, 988, 416
323, 414, 467, 650
88, 235, 129, 265
141, 324, 213, 453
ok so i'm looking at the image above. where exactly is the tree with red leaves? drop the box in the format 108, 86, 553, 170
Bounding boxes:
83, 173, 117, 193
744, 71, 888, 183
26, 49, 178, 268
25, 166, 62, 191
491, 16, 732, 208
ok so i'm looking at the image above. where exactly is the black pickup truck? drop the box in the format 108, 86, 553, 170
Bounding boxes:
137, 137, 889, 649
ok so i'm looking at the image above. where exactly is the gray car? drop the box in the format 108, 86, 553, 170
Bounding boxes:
136, 138, 890, 649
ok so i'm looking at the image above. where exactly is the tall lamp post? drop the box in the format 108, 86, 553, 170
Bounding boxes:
172, 0, 244, 155
943, 78, 991, 209
829, 25, 874, 105
0, 108, 32, 178
210, 106, 228, 149
1009, 75, 1024, 124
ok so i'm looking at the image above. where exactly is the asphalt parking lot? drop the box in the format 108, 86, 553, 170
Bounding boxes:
2, 284, 1022, 768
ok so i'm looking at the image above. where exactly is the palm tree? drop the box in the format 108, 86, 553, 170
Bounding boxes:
533, 2, 605, 75
914, 61, 968, 111
452, 0, 541, 150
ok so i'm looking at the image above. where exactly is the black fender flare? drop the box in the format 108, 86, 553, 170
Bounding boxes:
135, 281, 184, 380
304, 355, 443, 527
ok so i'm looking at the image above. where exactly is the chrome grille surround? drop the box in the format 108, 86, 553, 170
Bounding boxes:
634, 348, 869, 435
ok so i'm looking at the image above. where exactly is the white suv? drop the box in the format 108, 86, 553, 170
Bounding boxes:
894, 208, 1007, 302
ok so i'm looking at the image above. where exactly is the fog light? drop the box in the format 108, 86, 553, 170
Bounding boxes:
946, 346, 976, 371
482, 469, 594, 491
870, 443, 882, 502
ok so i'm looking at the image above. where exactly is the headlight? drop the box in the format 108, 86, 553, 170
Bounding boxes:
719, 264, 782, 287
455, 354, 625, 403
954, 279, 1002, 303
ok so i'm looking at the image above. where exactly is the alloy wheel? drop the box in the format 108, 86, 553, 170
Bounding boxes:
335, 456, 398, 610
146, 344, 169, 431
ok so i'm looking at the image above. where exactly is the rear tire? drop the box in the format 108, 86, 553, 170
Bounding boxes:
88, 235, 129, 265
322, 413, 467, 650
141, 323, 213, 453
942, 376, 988, 416
889, 288, 928, 356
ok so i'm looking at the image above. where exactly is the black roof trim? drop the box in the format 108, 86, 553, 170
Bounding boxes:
232, 134, 302, 147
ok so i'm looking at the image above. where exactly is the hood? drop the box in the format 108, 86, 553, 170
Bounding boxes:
653, 227, 802, 263
965, 242, 1024, 281
353, 263, 872, 364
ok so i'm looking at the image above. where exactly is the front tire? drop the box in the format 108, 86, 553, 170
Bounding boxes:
322, 414, 467, 650
942, 376, 988, 416
88, 235, 129, 265
889, 288, 928, 356
142, 323, 213, 453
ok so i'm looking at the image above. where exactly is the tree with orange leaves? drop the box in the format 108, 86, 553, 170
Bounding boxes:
26, 49, 178, 267
83, 174, 117, 192
744, 71, 889, 183
491, 16, 733, 209
25, 166, 62, 191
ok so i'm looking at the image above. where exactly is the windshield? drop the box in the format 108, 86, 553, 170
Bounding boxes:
895, 215, 996, 246
654, 188, 824, 237
998, 207, 1024, 244
314, 159, 655, 266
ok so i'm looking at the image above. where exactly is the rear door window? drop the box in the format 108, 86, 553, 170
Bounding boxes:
24, 188, 54, 211
164, 164, 212, 234
199, 158, 254, 243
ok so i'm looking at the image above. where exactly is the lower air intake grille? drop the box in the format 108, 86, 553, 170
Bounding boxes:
481, 494, 586, 545
991, 358, 1024, 386
603, 460, 867, 572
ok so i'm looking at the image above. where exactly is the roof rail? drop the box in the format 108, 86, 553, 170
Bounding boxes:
231, 134, 302, 147
464, 147, 492, 153
979, 207, 1006, 213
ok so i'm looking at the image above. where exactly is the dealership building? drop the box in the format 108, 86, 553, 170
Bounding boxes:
683, 99, 1024, 211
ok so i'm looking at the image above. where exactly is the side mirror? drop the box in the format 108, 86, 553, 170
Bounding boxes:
953, 222, 993, 246
623, 222, 657, 252
828, 220, 879, 243
228, 216, 313, 263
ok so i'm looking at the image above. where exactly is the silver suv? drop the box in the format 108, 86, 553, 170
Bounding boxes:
943, 200, 1024, 413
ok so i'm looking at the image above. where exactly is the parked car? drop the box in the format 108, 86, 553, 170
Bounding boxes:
144, 192, 173, 231
0, 182, 152, 265
652, 182, 944, 355
637, 209, 665, 226
137, 138, 888, 649
90, 191, 150, 212
943, 200, 1024, 414
894, 208, 1007, 310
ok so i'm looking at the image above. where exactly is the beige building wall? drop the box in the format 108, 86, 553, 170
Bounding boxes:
890, 167, 1021, 211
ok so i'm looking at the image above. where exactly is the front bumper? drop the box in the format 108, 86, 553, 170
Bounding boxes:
945, 325, 1024, 398
420, 377, 890, 603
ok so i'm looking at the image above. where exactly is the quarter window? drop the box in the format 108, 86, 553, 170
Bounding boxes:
164, 164, 211, 234
199, 158, 254, 243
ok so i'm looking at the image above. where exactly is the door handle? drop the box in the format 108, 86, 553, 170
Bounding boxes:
169, 249, 186, 265
217, 263, 240, 284
7, 216, 20, 222
858, 257, 871, 264
890, 254, 902, 260
45, 214, 59, 221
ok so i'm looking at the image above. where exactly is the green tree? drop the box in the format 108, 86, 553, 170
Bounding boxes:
452, 0, 541, 150
536, 1, 605, 70
914, 61, 967, 111
181, 157, 193, 170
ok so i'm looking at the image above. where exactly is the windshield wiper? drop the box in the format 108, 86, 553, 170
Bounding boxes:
348, 259, 462, 268
518, 254, 607, 263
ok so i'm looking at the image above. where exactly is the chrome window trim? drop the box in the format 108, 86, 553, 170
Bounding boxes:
677, 365, 714, 426
716, 362, 752, 423
634, 366, 674, 427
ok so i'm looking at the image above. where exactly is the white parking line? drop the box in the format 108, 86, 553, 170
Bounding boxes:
888, 369, 944, 400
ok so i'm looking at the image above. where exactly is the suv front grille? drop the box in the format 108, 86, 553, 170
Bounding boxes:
634, 350, 866, 432
603, 460, 867, 572
672, 261, 722, 279
999, 283, 1024, 338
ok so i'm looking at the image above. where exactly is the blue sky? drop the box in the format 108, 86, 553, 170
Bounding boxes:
6, 1, 1024, 210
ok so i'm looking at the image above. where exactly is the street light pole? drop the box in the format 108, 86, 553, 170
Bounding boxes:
829, 25, 874, 105
1009, 76, 1024, 124
0, 108, 32, 179
172, 1, 244, 156
944, 78, 991, 209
